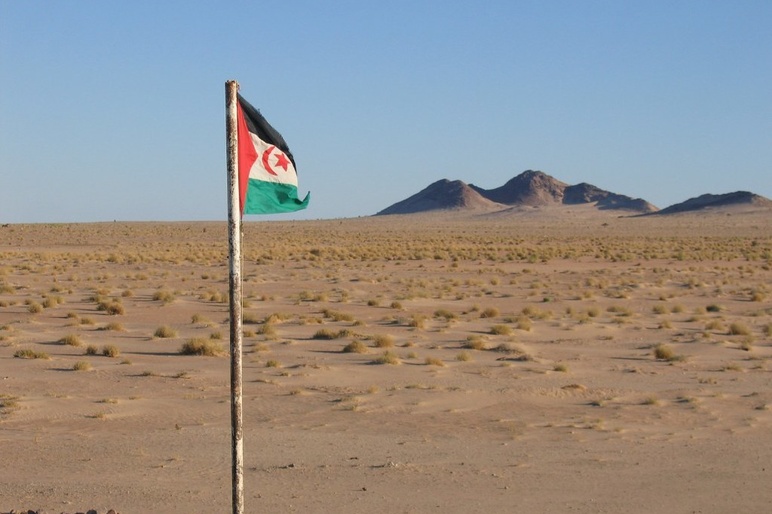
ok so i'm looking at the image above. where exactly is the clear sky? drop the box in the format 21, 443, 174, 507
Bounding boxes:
1, 0, 770, 222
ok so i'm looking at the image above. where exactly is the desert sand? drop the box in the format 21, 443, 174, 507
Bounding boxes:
1, 208, 770, 513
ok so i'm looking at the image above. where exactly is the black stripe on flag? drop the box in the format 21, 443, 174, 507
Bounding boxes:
237, 94, 296, 170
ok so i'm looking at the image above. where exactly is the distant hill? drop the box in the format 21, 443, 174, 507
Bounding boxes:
376, 179, 504, 215
648, 191, 772, 215
377, 170, 657, 216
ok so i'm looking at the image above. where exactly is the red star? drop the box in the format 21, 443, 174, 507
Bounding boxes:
273, 151, 290, 172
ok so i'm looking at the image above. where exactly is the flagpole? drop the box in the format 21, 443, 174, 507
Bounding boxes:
225, 79, 245, 514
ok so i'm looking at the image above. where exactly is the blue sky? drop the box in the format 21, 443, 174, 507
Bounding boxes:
1, 0, 770, 222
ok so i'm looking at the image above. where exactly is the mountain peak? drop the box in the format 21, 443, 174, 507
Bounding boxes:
376, 179, 503, 215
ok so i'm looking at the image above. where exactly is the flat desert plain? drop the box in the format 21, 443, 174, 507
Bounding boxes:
1, 208, 771, 513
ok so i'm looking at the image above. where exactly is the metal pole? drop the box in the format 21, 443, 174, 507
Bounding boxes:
225, 79, 244, 514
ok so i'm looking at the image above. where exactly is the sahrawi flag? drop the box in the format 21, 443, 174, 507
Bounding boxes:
237, 94, 310, 214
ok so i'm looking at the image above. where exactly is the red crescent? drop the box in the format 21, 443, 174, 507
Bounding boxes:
261, 145, 278, 176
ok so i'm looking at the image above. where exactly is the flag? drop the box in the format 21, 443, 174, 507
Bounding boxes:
237, 94, 310, 215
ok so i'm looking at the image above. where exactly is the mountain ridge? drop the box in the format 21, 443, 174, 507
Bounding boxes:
377, 170, 657, 216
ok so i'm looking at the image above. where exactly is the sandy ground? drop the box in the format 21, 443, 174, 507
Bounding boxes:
1, 209, 770, 513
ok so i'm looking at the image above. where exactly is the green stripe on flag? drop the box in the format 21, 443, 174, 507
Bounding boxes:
244, 179, 310, 214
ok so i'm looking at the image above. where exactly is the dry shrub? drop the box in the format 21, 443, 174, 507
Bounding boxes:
59, 334, 84, 347
728, 322, 751, 336
313, 328, 342, 340
152, 289, 175, 305
490, 324, 512, 336
456, 351, 472, 362
372, 334, 395, 348
14, 349, 50, 360
73, 361, 91, 371
372, 351, 400, 365
154, 325, 178, 338
408, 314, 427, 329
480, 307, 500, 319
322, 309, 354, 322
102, 345, 120, 358
434, 309, 457, 320
98, 301, 124, 315
464, 336, 487, 351
342, 340, 368, 353
180, 338, 224, 356
654, 344, 677, 361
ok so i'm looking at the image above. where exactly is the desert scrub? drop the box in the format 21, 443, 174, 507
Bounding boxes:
516, 316, 532, 331
85, 345, 99, 355
456, 351, 472, 362
372, 334, 395, 348
59, 334, 84, 347
27, 301, 43, 314
480, 307, 500, 319
321, 309, 354, 322
102, 345, 120, 358
653, 344, 681, 362
424, 357, 445, 367
342, 340, 368, 353
586, 306, 601, 318
408, 314, 428, 329
242, 312, 261, 324
372, 351, 400, 365
728, 322, 751, 336
73, 361, 92, 371
101, 322, 125, 332
313, 328, 344, 340
258, 323, 277, 338
433, 309, 457, 320
14, 349, 50, 360
191, 313, 212, 325
154, 325, 178, 338
152, 289, 175, 305
98, 300, 124, 315
463, 335, 487, 351
180, 338, 224, 356
489, 324, 512, 336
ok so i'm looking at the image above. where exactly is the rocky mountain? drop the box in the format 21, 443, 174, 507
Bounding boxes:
376, 179, 503, 215
649, 191, 772, 215
376, 170, 657, 215
469, 170, 568, 206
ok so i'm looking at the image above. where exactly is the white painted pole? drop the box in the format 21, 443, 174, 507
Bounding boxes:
225, 79, 244, 514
